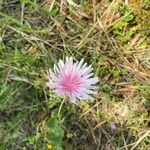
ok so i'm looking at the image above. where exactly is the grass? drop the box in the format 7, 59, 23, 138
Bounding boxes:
0, 0, 150, 149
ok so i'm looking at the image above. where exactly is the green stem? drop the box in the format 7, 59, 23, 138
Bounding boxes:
58, 96, 66, 121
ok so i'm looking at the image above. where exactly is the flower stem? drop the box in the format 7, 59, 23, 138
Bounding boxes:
58, 96, 66, 121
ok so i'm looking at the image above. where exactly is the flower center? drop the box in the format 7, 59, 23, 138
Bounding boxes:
61, 73, 80, 93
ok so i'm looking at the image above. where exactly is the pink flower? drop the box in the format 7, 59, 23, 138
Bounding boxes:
111, 124, 116, 129
47, 57, 99, 103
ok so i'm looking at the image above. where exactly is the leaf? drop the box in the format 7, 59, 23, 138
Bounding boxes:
47, 98, 61, 109
47, 117, 64, 150
113, 70, 120, 78
138, 41, 147, 49
27, 135, 37, 145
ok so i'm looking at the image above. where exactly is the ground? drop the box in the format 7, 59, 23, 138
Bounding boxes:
0, 0, 150, 150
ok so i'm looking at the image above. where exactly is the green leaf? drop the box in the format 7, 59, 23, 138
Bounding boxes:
138, 41, 147, 49
113, 70, 120, 78
47, 117, 64, 150
47, 98, 61, 109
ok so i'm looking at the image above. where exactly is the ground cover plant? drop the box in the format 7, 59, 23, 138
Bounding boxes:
0, 0, 150, 149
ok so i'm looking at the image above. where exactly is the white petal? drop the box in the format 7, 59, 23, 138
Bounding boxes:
78, 93, 93, 100
81, 62, 87, 70
58, 60, 64, 70
86, 77, 99, 85
82, 73, 94, 79
54, 64, 59, 74
86, 90, 98, 95
47, 82, 54, 88
76, 58, 84, 71
49, 69, 58, 80
69, 94, 78, 103
63, 57, 73, 75
88, 86, 98, 90
55, 89, 65, 96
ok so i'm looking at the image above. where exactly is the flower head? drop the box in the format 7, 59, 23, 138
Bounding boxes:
47, 57, 99, 103
111, 124, 116, 129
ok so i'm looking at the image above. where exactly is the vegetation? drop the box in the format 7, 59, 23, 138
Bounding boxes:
0, 0, 150, 149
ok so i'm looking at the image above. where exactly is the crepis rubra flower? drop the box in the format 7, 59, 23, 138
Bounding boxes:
47, 57, 99, 103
